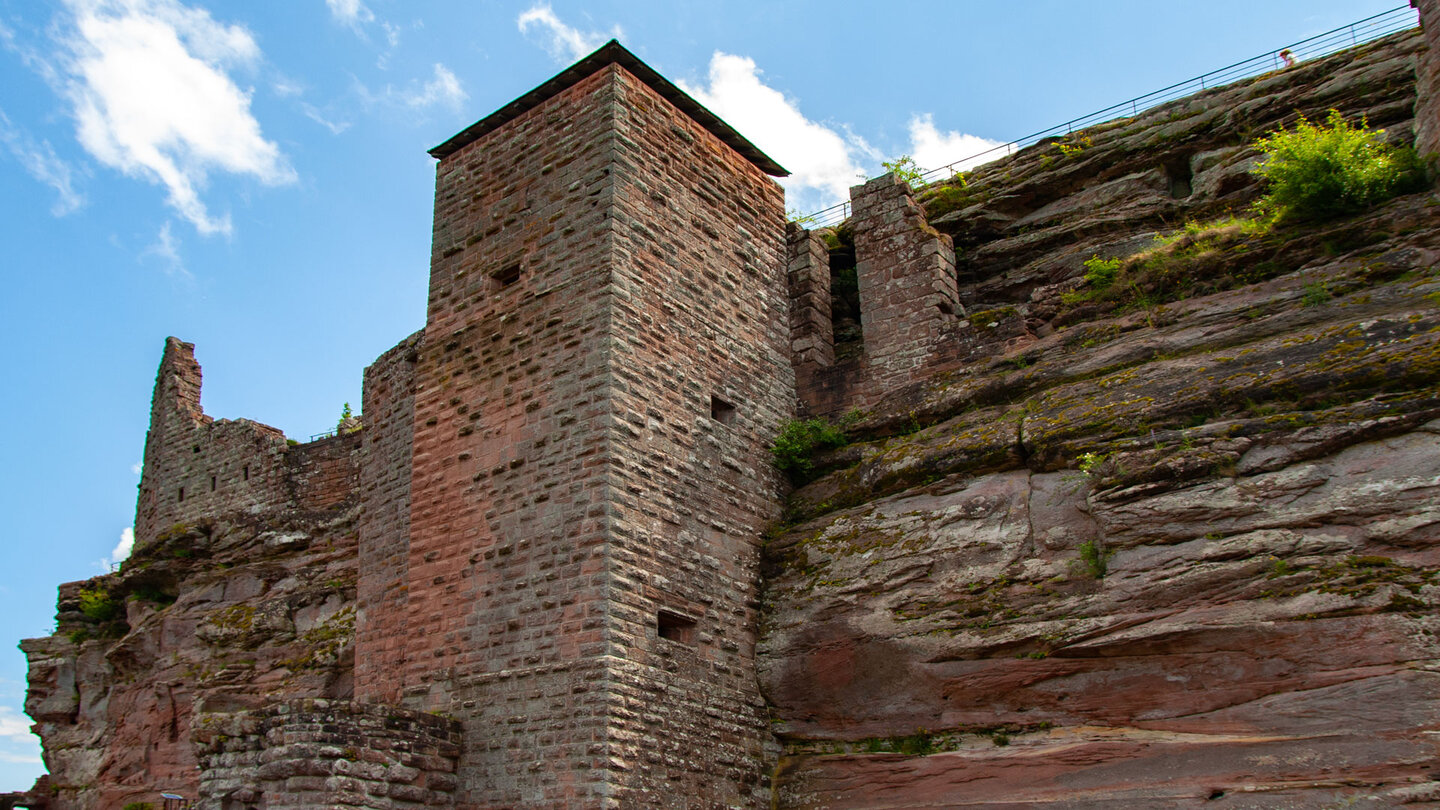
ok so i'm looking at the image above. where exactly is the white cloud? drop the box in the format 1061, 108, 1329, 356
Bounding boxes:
59, 0, 296, 235
141, 221, 190, 278
96, 526, 134, 572
405, 64, 465, 110
358, 64, 466, 113
906, 113, 1006, 177
325, 0, 373, 29
517, 4, 619, 63
0, 704, 41, 763
0, 109, 85, 215
131, 461, 142, 475
679, 52, 865, 211
109, 527, 135, 567
301, 103, 350, 135
0, 707, 36, 741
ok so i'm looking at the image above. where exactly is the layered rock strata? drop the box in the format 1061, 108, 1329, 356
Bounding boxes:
763, 27, 1440, 808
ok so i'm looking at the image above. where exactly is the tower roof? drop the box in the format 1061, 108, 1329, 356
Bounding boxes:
428, 40, 789, 177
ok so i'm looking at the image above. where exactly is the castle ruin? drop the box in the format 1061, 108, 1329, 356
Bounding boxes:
19, 7, 1440, 808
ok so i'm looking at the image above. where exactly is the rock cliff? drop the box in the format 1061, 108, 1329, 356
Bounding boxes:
762, 28, 1440, 808
22, 451, 361, 808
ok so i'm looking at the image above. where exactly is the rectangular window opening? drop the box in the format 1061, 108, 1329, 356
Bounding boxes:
210, 475, 217, 492
242, 465, 250, 481
657, 610, 697, 645
490, 262, 522, 289
710, 395, 736, 425
178, 487, 185, 503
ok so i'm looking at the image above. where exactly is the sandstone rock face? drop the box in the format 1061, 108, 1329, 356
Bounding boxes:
1414, 0, 1440, 167
762, 29, 1440, 808
23, 481, 359, 809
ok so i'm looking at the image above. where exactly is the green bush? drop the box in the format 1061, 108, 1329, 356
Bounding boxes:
882, 155, 926, 190
771, 418, 849, 481
1252, 110, 1426, 223
78, 586, 120, 622
1081, 256, 1121, 290
122, 802, 155, 810
1078, 540, 1111, 579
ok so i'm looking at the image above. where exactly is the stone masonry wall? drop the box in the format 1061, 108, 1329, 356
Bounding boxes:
287, 433, 362, 512
793, 176, 963, 416
355, 332, 422, 704
786, 223, 834, 406
135, 338, 290, 545
596, 65, 790, 806
135, 338, 362, 549
1416, 0, 1440, 169
194, 699, 460, 809
369, 56, 791, 807
389, 65, 625, 808
851, 174, 961, 393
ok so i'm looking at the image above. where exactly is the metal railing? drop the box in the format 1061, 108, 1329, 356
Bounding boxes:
799, 5, 1419, 228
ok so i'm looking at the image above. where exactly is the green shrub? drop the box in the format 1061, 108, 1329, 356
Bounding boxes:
1078, 540, 1111, 579
1081, 255, 1121, 289
122, 802, 155, 810
882, 155, 926, 190
78, 586, 120, 622
1252, 110, 1426, 223
771, 418, 849, 481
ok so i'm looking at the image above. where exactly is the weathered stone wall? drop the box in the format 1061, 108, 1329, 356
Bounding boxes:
793, 175, 963, 415
597, 64, 789, 806
787, 222, 834, 397
134, 337, 362, 547
354, 332, 421, 704
386, 56, 790, 807
388, 64, 623, 807
194, 699, 460, 809
135, 338, 290, 545
851, 174, 960, 387
286, 432, 362, 512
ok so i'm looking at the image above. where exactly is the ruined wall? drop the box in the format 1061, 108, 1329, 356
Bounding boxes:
786, 224, 835, 407
194, 699, 460, 809
26, 339, 365, 810
135, 339, 289, 545
134, 337, 361, 545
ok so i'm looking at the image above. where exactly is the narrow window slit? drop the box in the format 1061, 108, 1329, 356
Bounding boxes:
210, 475, 217, 492
657, 610, 697, 644
491, 262, 522, 289
710, 396, 736, 425
178, 487, 185, 503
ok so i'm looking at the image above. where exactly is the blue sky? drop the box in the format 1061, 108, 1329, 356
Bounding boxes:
0, 0, 1413, 789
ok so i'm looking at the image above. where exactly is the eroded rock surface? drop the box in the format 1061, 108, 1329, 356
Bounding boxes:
22, 506, 358, 809
763, 28, 1440, 809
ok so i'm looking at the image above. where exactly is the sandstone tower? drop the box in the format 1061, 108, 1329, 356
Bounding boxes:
355, 41, 793, 807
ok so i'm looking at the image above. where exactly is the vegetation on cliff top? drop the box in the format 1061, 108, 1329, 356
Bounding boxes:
1252, 110, 1428, 223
